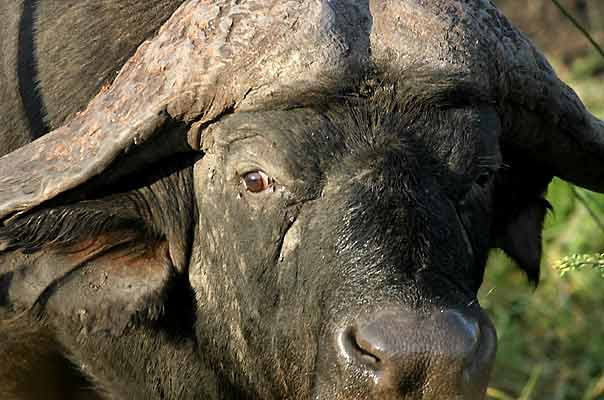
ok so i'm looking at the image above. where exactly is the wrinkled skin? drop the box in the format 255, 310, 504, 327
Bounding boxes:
0, 1, 596, 399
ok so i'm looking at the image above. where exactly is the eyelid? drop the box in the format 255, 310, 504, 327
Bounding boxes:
454, 166, 498, 205
475, 172, 492, 188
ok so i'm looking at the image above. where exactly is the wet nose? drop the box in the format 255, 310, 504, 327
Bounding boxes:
337, 309, 496, 397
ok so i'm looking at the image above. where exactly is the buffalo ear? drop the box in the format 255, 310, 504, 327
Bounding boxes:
1, 213, 194, 336
0, 208, 172, 335
0, 157, 197, 335
497, 198, 550, 285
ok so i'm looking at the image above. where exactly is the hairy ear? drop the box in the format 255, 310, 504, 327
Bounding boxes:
493, 150, 553, 285
0, 156, 197, 335
497, 198, 550, 285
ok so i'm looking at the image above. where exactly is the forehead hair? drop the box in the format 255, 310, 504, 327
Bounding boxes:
252, 65, 494, 117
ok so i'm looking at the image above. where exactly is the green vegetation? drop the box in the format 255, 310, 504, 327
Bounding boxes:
482, 2, 604, 397
482, 179, 604, 399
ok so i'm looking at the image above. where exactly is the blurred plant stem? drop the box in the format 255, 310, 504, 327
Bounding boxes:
571, 187, 604, 235
550, 0, 604, 58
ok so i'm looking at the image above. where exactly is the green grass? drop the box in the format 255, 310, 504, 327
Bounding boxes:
481, 179, 604, 399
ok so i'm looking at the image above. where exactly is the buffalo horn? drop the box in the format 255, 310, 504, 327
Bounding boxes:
369, 1, 604, 191
1, 1, 603, 223
0, 0, 371, 221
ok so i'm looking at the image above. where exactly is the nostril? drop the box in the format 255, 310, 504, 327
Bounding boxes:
439, 310, 481, 362
334, 310, 495, 397
339, 326, 380, 367
338, 310, 484, 369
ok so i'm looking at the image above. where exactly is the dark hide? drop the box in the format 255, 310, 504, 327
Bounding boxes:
0, 0, 184, 155
0, 1, 30, 155
1, 1, 595, 399
0, 76, 548, 398
0, 316, 102, 400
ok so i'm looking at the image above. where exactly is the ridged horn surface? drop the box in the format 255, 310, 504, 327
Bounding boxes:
1, 0, 603, 222
0, 0, 371, 221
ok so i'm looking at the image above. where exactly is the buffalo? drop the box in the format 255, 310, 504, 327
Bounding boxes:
1, 1, 603, 399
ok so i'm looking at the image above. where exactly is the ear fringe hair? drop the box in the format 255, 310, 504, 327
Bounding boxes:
0, 201, 147, 254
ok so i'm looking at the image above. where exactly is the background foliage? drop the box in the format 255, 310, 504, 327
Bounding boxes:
484, 1, 604, 398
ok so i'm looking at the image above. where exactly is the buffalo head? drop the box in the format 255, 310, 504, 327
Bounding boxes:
1, 1, 603, 399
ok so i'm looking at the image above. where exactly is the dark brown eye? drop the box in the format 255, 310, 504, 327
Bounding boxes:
242, 170, 270, 193
475, 171, 494, 188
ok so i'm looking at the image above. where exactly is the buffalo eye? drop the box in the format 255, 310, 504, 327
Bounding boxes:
475, 170, 494, 188
242, 170, 271, 193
